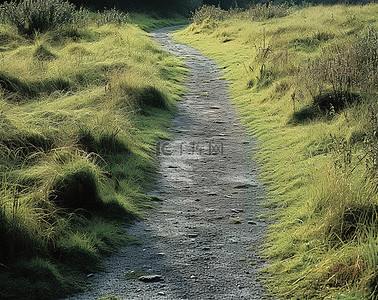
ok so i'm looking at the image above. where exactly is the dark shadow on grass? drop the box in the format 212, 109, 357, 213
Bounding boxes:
289, 90, 362, 125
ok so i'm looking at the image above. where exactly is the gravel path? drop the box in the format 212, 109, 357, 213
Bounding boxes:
65, 26, 271, 300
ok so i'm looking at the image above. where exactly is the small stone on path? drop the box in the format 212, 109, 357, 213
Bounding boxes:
229, 217, 243, 224
138, 275, 164, 282
207, 192, 217, 196
232, 183, 258, 189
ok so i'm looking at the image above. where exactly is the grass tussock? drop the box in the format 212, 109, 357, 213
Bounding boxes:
175, 3, 377, 299
0, 0, 80, 35
0, 4, 186, 299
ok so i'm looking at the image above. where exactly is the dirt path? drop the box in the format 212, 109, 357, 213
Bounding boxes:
65, 27, 271, 300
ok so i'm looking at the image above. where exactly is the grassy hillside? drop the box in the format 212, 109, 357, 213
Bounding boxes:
0, 4, 186, 299
175, 4, 377, 299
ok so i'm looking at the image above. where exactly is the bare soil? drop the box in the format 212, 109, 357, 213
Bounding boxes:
65, 26, 271, 300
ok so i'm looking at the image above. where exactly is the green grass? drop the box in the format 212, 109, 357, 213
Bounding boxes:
130, 13, 188, 31
175, 4, 377, 299
0, 11, 186, 299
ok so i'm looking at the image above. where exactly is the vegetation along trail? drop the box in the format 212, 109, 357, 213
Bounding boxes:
66, 27, 271, 300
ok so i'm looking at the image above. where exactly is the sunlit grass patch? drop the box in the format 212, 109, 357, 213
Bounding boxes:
0, 8, 187, 299
175, 3, 377, 298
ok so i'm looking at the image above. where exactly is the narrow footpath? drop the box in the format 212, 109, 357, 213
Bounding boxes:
66, 27, 271, 300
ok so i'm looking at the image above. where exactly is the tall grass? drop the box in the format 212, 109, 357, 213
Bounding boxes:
0, 6, 186, 299
176, 3, 377, 299
191, 3, 291, 26
96, 8, 130, 26
0, 0, 79, 35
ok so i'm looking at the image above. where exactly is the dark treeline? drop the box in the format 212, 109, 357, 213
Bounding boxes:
0, 0, 372, 16
67, 0, 202, 14
68, 0, 373, 15
0, 0, 371, 17
69, 0, 272, 14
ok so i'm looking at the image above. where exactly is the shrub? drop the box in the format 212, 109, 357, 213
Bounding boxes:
0, 0, 78, 35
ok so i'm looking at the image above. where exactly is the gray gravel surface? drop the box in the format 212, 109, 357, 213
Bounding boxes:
64, 26, 272, 300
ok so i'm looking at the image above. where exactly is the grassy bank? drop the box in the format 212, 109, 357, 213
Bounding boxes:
0, 3, 186, 299
175, 4, 377, 299
130, 13, 188, 31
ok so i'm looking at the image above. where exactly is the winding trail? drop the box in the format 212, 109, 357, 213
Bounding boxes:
66, 27, 271, 300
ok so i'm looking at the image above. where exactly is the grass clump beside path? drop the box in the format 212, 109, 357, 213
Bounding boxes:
175, 3, 377, 299
0, 2, 186, 299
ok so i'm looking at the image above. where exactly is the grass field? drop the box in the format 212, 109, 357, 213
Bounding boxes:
175, 4, 377, 299
0, 6, 187, 299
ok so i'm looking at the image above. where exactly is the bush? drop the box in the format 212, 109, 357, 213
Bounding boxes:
0, 0, 78, 35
